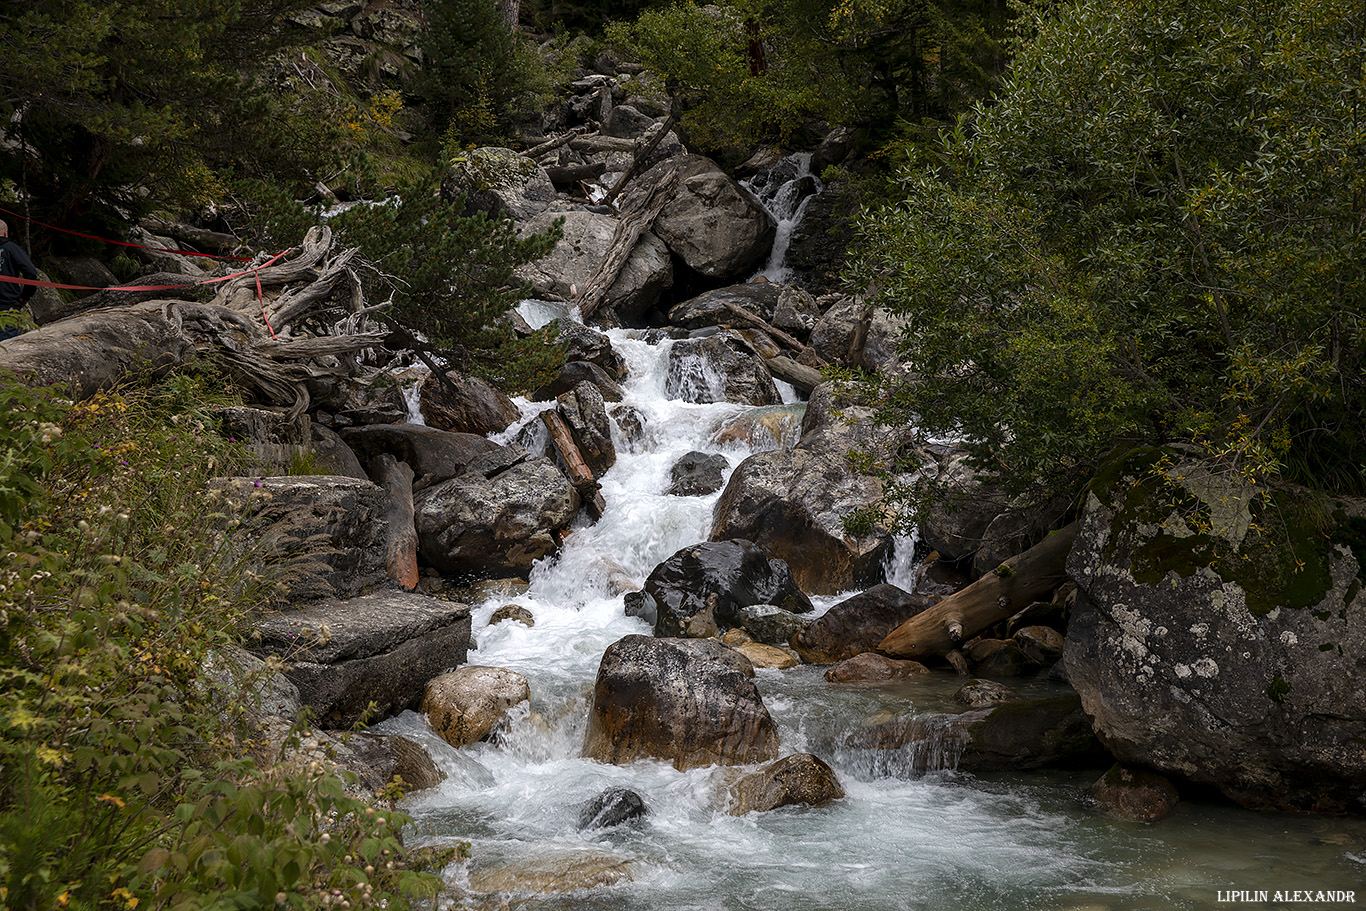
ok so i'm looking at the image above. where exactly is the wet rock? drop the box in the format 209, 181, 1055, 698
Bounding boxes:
1013, 625, 1065, 665
965, 639, 1041, 678
710, 406, 803, 450
489, 604, 535, 627
623, 155, 775, 280
953, 679, 1022, 708
248, 591, 472, 728
532, 360, 625, 403
419, 371, 520, 436
711, 447, 890, 595
1088, 764, 1180, 822
414, 457, 577, 576
733, 641, 799, 669
341, 424, 503, 490
466, 850, 633, 894
727, 753, 844, 815
792, 584, 933, 663
422, 665, 530, 748
555, 321, 627, 379
665, 330, 779, 406
734, 604, 810, 646
583, 635, 779, 770
845, 695, 1106, 774
667, 450, 729, 497
824, 653, 930, 683
442, 147, 557, 222
208, 476, 390, 603
578, 787, 648, 830
1065, 451, 1366, 812
516, 209, 673, 323
610, 404, 648, 452
639, 539, 813, 638
668, 282, 784, 329
557, 381, 616, 476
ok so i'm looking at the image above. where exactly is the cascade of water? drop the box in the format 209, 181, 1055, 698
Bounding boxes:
744, 153, 823, 284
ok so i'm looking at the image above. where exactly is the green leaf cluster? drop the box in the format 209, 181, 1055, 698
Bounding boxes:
853, 0, 1366, 512
0, 369, 445, 909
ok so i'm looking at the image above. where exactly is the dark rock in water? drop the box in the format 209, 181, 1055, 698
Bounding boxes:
953, 679, 1022, 708
1006, 600, 1069, 637
641, 539, 812, 638
557, 381, 616, 477
1088, 764, 1180, 822
208, 476, 390, 603
532, 360, 625, 403
824, 653, 930, 684
248, 591, 472, 729
792, 584, 932, 664
1013, 625, 1065, 665
583, 635, 778, 771
419, 371, 520, 436
665, 330, 779, 406
623, 589, 655, 624
844, 695, 1106, 774
668, 283, 784, 329
734, 604, 810, 646
610, 404, 648, 453
578, 787, 648, 830
668, 451, 728, 497
414, 457, 577, 577
727, 753, 844, 815
965, 639, 1041, 678
555, 321, 627, 379
1065, 449, 1366, 812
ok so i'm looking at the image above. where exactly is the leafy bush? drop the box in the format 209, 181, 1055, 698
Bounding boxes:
0, 368, 445, 909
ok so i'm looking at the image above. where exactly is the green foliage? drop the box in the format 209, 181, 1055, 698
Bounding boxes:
0, 370, 442, 909
852, 0, 1366, 517
416, 0, 556, 145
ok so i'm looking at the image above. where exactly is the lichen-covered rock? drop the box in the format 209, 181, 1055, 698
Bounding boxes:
727, 753, 844, 815
1088, 764, 1180, 822
443, 147, 557, 222
209, 476, 390, 603
733, 604, 811, 646
422, 665, 531, 748
665, 331, 779, 406
635, 539, 812, 638
1065, 447, 1366, 812
248, 591, 472, 728
792, 583, 932, 663
583, 635, 779, 770
414, 457, 577, 576
710, 406, 803, 450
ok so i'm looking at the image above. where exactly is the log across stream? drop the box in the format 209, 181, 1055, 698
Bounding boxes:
375, 308, 1366, 909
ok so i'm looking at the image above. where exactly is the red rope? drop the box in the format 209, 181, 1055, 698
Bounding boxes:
0, 205, 253, 261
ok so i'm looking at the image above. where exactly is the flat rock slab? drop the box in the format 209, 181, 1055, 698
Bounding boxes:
249, 590, 471, 729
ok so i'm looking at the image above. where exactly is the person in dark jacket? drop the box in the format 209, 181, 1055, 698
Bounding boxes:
0, 218, 37, 341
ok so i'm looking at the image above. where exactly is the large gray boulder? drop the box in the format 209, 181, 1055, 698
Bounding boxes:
1065, 448, 1366, 812
419, 371, 520, 436
668, 283, 783, 330
443, 147, 557, 222
583, 635, 779, 770
632, 539, 812, 638
665, 330, 779, 406
556, 381, 616, 477
414, 456, 578, 576
340, 424, 503, 490
515, 209, 673, 323
248, 591, 472, 728
625, 155, 775, 280
209, 476, 390, 603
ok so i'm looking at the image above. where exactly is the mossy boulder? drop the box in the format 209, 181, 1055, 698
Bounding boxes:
1066, 447, 1366, 812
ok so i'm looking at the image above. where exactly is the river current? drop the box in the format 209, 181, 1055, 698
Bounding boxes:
375, 164, 1366, 909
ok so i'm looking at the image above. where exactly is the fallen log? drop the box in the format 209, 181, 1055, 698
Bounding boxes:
766, 355, 823, 394
879, 523, 1078, 660
604, 114, 676, 205
540, 410, 606, 520
373, 454, 419, 592
720, 300, 804, 352
577, 161, 683, 320
525, 126, 588, 159
140, 217, 246, 255
546, 162, 607, 185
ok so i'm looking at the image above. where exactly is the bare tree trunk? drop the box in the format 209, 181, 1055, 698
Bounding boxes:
374, 454, 419, 591
879, 523, 1078, 660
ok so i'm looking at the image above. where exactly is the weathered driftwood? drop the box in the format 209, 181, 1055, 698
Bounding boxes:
719, 300, 804, 352
541, 410, 606, 520
577, 162, 684, 320
878, 523, 1079, 660
525, 126, 588, 159
374, 453, 419, 592
766, 355, 823, 394
605, 114, 676, 205
546, 162, 608, 185
140, 217, 245, 255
